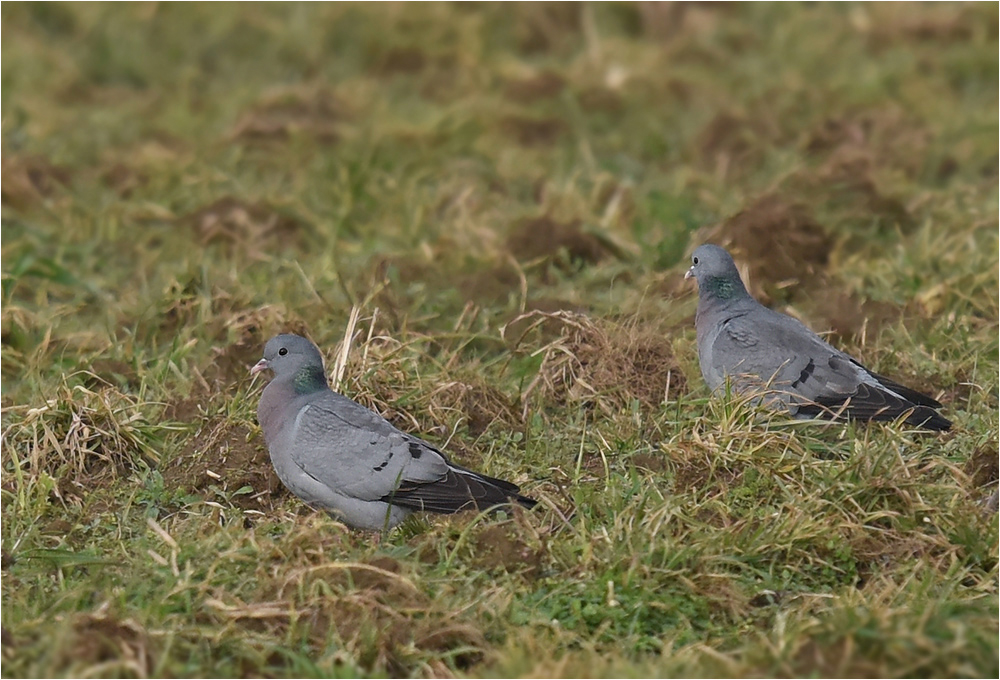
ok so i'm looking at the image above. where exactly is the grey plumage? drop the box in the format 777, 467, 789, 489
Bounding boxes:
252, 334, 536, 530
686, 244, 951, 431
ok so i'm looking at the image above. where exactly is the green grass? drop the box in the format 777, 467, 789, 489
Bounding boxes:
2, 2, 997, 677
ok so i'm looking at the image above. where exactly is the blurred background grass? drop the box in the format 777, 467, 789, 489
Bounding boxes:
1, 3, 997, 677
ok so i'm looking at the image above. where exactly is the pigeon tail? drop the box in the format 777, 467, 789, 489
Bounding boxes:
796, 383, 952, 431
381, 465, 537, 514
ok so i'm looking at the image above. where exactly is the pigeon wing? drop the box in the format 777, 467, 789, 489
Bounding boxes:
712, 310, 950, 429
288, 391, 533, 511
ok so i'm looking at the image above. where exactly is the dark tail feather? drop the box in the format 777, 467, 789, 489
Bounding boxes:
869, 371, 943, 408
902, 406, 952, 431
798, 383, 952, 431
382, 465, 537, 514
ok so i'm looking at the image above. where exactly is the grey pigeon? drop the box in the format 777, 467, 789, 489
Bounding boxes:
251, 334, 536, 530
685, 244, 951, 431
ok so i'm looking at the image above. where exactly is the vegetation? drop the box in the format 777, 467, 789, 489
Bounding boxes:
2, 3, 997, 677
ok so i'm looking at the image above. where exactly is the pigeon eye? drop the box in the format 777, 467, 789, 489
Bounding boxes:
693, 257, 700, 265
278, 348, 288, 356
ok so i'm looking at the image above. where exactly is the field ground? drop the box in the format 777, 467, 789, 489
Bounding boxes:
2, 3, 998, 677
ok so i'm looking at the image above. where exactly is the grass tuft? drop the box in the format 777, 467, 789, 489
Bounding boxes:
2, 3, 996, 677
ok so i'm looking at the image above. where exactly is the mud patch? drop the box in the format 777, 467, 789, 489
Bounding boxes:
181, 196, 306, 257
1, 154, 72, 211
577, 86, 624, 114
231, 85, 347, 144
503, 71, 566, 103
500, 115, 567, 147
373, 46, 427, 76
511, 312, 687, 414
698, 193, 832, 303
162, 418, 285, 512
506, 216, 611, 271
471, 524, 544, 577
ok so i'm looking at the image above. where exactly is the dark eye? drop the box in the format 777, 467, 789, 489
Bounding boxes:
278, 347, 288, 356
693, 257, 700, 265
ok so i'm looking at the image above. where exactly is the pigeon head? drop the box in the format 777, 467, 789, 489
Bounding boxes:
685, 244, 749, 301
251, 334, 328, 394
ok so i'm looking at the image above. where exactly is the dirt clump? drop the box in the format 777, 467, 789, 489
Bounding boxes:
162, 417, 285, 512
1, 154, 72, 210
669, 444, 742, 500
181, 196, 306, 257
472, 524, 544, 577
631, 452, 669, 474
577, 86, 624, 114
504, 70, 565, 103
699, 193, 832, 303
806, 149, 912, 229
655, 269, 695, 301
512, 312, 687, 414
804, 108, 931, 170
804, 290, 904, 345
506, 216, 610, 271
430, 380, 521, 437
373, 46, 427, 76
231, 85, 347, 144
500, 115, 567, 147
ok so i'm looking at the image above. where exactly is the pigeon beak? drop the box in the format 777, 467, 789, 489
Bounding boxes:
684, 268, 694, 280
250, 358, 270, 376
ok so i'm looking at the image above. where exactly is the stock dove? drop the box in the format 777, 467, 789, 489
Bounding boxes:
685, 244, 951, 431
252, 334, 537, 530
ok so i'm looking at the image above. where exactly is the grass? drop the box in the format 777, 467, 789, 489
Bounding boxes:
1, 2, 997, 677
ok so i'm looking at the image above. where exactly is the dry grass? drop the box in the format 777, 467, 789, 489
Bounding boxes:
1, 3, 997, 678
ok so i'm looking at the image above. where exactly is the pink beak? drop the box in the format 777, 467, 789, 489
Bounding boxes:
250, 358, 270, 376
684, 268, 694, 280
